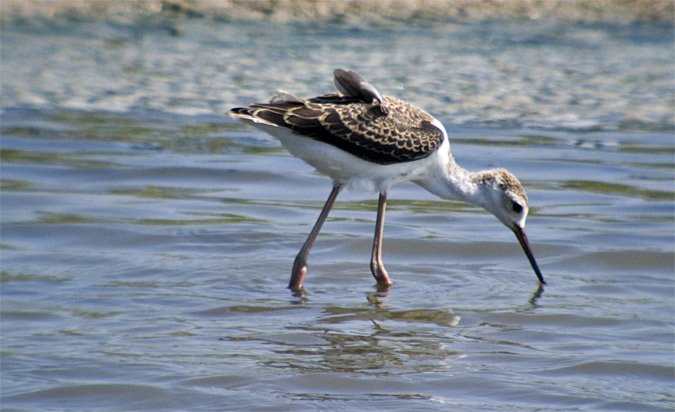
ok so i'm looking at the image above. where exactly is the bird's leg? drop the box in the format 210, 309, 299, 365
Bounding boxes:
289, 184, 342, 290
370, 191, 392, 286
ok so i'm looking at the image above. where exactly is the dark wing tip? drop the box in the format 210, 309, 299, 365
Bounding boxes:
228, 106, 249, 116
228, 104, 287, 127
333, 68, 383, 106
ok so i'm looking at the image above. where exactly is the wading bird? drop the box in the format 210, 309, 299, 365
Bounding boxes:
230, 69, 545, 290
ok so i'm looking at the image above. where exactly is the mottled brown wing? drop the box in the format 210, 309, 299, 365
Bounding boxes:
231, 94, 445, 165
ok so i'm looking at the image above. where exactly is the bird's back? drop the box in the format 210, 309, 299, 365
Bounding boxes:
230, 70, 446, 165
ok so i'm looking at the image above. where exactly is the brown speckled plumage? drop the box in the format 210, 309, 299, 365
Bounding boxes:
230, 70, 444, 165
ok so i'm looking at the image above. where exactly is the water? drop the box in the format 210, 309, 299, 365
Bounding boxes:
1, 17, 674, 411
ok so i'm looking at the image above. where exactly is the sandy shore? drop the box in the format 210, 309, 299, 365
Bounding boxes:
2, 0, 673, 23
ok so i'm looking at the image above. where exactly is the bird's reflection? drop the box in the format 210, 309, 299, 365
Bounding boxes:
529, 283, 545, 307
366, 284, 390, 307
289, 287, 307, 305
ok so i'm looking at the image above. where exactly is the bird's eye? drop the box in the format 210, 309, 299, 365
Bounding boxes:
512, 202, 523, 213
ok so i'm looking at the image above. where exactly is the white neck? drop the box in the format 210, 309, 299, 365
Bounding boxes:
414, 155, 485, 208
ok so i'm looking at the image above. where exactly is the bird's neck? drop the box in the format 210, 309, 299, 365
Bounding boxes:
415, 154, 485, 207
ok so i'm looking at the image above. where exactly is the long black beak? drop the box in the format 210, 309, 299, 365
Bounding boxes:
513, 227, 546, 284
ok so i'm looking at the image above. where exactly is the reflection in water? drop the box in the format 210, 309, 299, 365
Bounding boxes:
366, 285, 390, 307
265, 319, 461, 375
288, 278, 391, 306
319, 306, 460, 327
253, 281, 541, 376
290, 287, 308, 306
528, 284, 545, 308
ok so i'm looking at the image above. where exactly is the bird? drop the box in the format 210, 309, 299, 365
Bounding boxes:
229, 68, 545, 290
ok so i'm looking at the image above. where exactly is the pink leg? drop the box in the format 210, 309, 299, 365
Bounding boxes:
289, 185, 342, 290
370, 191, 392, 286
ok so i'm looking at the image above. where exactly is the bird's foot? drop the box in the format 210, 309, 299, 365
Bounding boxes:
370, 262, 392, 287
289, 259, 307, 290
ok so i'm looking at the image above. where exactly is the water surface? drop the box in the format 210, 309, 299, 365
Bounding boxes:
1, 18, 674, 411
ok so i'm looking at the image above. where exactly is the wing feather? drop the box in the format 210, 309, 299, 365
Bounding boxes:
229, 71, 445, 165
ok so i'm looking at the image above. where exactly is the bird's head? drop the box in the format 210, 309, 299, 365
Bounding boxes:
474, 169, 545, 284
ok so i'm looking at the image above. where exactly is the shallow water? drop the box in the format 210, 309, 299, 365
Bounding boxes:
1, 18, 674, 411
